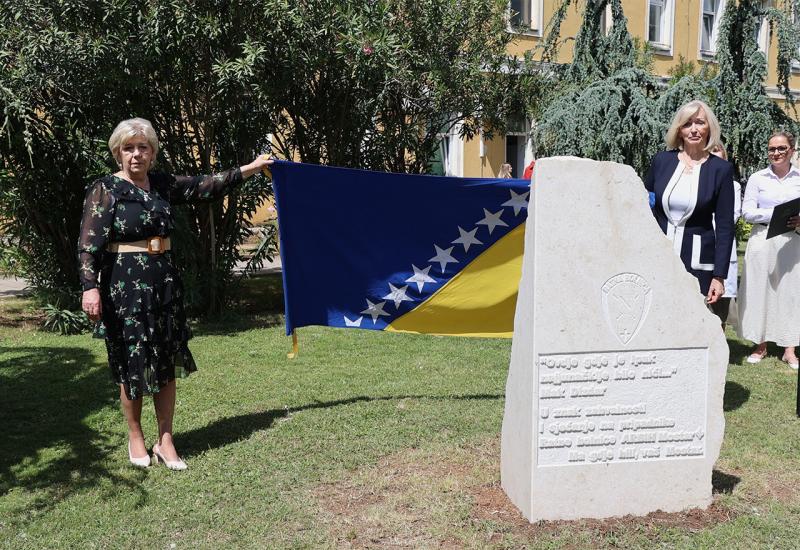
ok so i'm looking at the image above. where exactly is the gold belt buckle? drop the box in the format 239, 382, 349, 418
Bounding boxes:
147, 236, 165, 255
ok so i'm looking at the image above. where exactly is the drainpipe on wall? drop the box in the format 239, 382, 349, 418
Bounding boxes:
479, 130, 485, 177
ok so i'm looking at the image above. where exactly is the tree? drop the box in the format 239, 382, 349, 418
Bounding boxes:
215, 0, 524, 173
1, 0, 527, 314
0, 1, 122, 304
714, 0, 800, 179
530, 0, 674, 176
529, 0, 800, 180
0, 0, 274, 314
128, 1, 277, 315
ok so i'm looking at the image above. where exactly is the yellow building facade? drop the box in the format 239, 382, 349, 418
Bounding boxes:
453, 0, 800, 179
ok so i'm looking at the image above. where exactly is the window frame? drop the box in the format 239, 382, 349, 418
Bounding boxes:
599, 4, 613, 36
508, 0, 544, 36
753, 1, 774, 57
504, 117, 532, 180
793, 5, 800, 72
698, 0, 727, 59
646, 0, 675, 56
433, 121, 464, 177
755, 10, 770, 56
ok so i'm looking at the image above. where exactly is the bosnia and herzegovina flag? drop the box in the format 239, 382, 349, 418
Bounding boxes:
271, 161, 530, 338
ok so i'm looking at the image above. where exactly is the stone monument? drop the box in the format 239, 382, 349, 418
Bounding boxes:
501, 157, 728, 521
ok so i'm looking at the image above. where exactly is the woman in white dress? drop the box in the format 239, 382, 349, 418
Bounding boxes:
737, 131, 800, 369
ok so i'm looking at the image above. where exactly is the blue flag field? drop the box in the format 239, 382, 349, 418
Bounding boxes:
271, 161, 530, 338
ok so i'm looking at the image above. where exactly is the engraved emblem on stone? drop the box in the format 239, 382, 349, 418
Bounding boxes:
601, 273, 652, 345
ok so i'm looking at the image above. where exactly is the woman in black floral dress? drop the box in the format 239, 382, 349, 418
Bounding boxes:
78, 118, 272, 470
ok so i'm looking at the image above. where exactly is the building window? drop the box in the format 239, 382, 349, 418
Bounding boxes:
509, 0, 543, 34
700, 0, 726, 55
429, 137, 450, 177
647, 0, 673, 52
599, 5, 613, 36
793, 6, 800, 71
429, 121, 463, 177
755, 1, 771, 54
648, 0, 664, 43
505, 117, 531, 180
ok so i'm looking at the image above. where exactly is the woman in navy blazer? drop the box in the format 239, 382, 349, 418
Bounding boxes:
645, 100, 735, 303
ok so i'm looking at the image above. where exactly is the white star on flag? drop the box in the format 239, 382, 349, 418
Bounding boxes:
429, 245, 458, 273
383, 283, 414, 309
360, 299, 390, 323
476, 208, 508, 234
405, 264, 436, 292
502, 189, 530, 215
452, 226, 482, 252
343, 315, 363, 327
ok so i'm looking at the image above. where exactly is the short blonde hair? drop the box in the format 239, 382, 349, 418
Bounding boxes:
665, 100, 721, 153
108, 118, 159, 163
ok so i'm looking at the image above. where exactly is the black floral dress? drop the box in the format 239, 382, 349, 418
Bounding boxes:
78, 170, 243, 400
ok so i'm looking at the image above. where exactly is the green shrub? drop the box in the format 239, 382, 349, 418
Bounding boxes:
736, 218, 753, 243
41, 304, 92, 335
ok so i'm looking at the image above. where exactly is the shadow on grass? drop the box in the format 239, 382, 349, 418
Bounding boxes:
192, 312, 285, 336
179, 393, 503, 458
727, 337, 752, 366
185, 273, 286, 336
723, 381, 750, 412
229, 272, 284, 311
728, 337, 789, 367
712, 469, 741, 494
0, 346, 144, 512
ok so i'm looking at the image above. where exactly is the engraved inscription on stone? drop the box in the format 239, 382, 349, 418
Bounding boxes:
601, 273, 652, 345
536, 348, 707, 467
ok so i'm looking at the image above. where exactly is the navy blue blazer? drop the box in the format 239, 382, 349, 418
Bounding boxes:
644, 150, 735, 295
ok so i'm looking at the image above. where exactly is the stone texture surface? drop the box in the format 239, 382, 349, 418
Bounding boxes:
500, 157, 728, 522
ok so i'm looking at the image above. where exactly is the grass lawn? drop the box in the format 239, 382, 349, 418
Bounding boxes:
2, 274, 800, 549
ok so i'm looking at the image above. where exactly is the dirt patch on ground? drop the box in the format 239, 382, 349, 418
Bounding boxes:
312, 438, 748, 548
313, 450, 479, 548
471, 481, 736, 544
0, 305, 43, 330
746, 471, 800, 504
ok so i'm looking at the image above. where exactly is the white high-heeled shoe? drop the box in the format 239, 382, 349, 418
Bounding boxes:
152, 443, 187, 471
128, 443, 151, 468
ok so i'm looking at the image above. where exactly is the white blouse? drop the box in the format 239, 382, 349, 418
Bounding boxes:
661, 162, 701, 257
667, 165, 700, 222
742, 165, 800, 224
